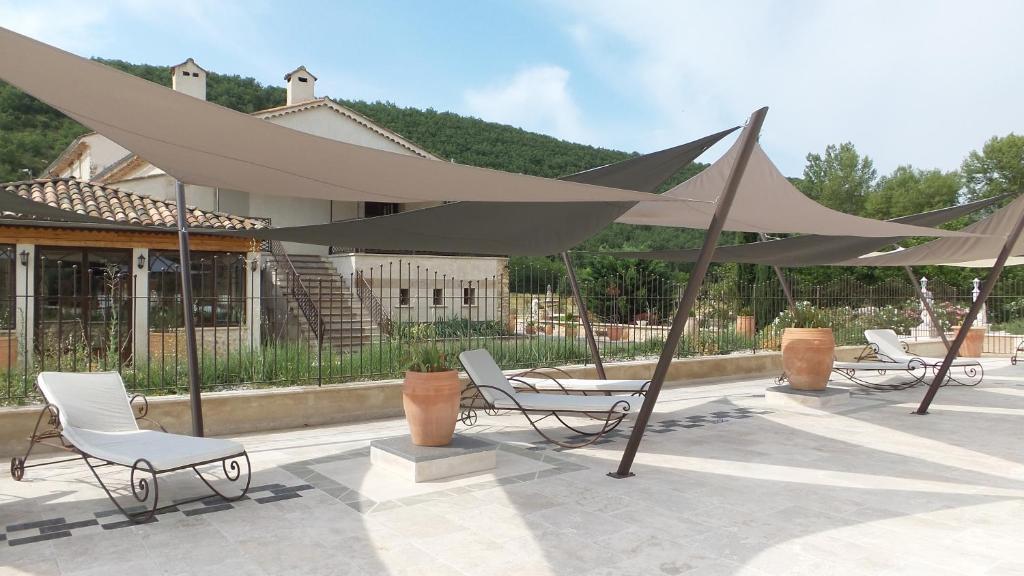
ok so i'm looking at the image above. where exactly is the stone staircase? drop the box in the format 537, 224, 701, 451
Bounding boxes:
267, 253, 379, 349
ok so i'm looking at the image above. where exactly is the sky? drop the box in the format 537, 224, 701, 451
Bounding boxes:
1, 0, 1022, 177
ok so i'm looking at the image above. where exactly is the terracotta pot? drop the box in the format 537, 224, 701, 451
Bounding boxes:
607, 325, 624, 341
781, 328, 835, 391
735, 315, 755, 337
953, 325, 986, 358
544, 324, 555, 335
0, 335, 16, 370
525, 324, 537, 335
506, 312, 518, 333
402, 370, 462, 446
563, 323, 578, 338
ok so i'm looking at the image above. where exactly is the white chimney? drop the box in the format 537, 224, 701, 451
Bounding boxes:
285, 66, 317, 105
171, 58, 207, 100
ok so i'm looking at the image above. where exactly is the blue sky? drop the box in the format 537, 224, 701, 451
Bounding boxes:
2, 0, 1023, 177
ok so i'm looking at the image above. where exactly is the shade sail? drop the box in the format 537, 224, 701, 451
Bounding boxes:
844, 195, 1024, 267
0, 27, 679, 205
616, 124, 976, 238
210, 128, 737, 256
606, 195, 1003, 266
561, 127, 738, 191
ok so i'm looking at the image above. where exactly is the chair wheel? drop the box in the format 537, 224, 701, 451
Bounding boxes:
460, 409, 478, 427
484, 408, 500, 417
10, 457, 24, 481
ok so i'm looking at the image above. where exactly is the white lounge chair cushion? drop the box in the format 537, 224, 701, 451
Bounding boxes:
863, 330, 980, 366
833, 361, 926, 371
37, 371, 139, 432
511, 377, 649, 392
459, 349, 637, 414
37, 371, 246, 472
63, 427, 244, 471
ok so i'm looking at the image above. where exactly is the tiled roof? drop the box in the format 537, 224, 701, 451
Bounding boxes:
1, 178, 267, 230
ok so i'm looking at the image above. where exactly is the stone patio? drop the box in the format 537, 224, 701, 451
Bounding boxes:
3, 359, 1024, 575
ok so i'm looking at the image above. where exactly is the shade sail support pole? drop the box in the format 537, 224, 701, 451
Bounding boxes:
610, 107, 768, 479
916, 209, 1024, 414
562, 252, 606, 379
903, 265, 949, 350
175, 180, 204, 437
758, 233, 796, 313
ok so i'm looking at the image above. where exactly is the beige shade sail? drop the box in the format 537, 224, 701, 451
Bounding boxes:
0, 27, 679, 205
616, 125, 976, 238
842, 195, 1024, 267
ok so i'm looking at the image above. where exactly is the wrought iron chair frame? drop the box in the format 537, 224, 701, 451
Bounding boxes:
853, 342, 983, 387
10, 391, 251, 524
459, 378, 631, 449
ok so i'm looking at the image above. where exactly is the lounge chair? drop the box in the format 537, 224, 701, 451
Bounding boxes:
458, 349, 639, 448
830, 358, 929, 390
860, 329, 983, 386
509, 367, 651, 396
10, 372, 251, 523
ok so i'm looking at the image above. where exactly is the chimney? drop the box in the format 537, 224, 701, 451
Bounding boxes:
285, 66, 317, 105
170, 58, 207, 100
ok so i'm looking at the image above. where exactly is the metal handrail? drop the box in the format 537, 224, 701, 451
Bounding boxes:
355, 271, 393, 336
269, 240, 323, 342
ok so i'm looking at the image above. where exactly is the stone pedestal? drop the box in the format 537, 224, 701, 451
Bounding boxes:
370, 435, 497, 483
765, 385, 850, 411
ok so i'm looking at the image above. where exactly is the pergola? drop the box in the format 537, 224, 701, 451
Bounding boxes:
0, 25, 997, 479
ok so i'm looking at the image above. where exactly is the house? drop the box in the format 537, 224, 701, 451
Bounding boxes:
33, 59, 508, 358
0, 177, 265, 366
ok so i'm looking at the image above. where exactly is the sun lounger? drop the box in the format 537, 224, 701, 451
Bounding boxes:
830, 359, 929, 390
10, 372, 251, 523
458, 349, 639, 448
860, 329, 983, 386
509, 367, 651, 395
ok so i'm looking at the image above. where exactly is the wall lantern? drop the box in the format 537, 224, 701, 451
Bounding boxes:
19, 250, 29, 266
137, 253, 147, 270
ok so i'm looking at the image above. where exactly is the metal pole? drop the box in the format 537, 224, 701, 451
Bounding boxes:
903, 266, 950, 350
611, 107, 768, 478
561, 252, 606, 379
916, 209, 1024, 414
759, 233, 796, 312
175, 180, 204, 437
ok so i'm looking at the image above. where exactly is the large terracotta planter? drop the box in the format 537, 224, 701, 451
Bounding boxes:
562, 323, 578, 338
735, 315, 755, 338
953, 325, 986, 358
0, 335, 17, 370
781, 328, 835, 391
607, 325, 624, 341
402, 370, 462, 446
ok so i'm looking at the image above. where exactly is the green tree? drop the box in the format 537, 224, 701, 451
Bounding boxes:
864, 166, 962, 220
798, 142, 877, 215
961, 134, 1024, 201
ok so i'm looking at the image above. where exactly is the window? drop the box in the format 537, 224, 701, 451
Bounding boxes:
149, 251, 246, 328
432, 288, 444, 306
398, 288, 410, 306
463, 287, 477, 306
298, 76, 308, 83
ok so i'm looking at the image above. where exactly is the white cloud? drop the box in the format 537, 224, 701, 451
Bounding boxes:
463, 65, 589, 142
556, 0, 1024, 175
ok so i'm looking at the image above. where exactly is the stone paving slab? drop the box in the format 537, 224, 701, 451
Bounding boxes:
1, 359, 1022, 575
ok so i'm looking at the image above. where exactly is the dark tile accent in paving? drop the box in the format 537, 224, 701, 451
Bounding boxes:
7, 518, 67, 532
255, 493, 302, 504
182, 503, 234, 517
40, 519, 99, 534
9, 530, 72, 546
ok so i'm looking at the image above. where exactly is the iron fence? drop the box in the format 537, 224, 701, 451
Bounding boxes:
0, 259, 1021, 405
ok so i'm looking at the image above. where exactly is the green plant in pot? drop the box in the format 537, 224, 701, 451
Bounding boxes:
735, 305, 755, 337
563, 311, 578, 337
402, 345, 461, 446
775, 302, 834, 391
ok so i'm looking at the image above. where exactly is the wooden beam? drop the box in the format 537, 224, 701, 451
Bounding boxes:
0, 225, 252, 252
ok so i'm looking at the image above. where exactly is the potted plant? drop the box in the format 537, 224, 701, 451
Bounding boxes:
524, 319, 537, 336
563, 311, 578, 338
952, 324, 986, 357
777, 303, 834, 391
735, 306, 755, 337
402, 345, 461, 446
